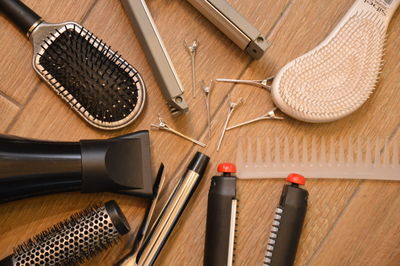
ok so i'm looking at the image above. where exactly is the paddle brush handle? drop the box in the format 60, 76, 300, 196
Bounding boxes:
0, 0, 41, 34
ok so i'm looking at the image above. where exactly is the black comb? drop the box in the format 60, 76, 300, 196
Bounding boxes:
0, 0, 146, 130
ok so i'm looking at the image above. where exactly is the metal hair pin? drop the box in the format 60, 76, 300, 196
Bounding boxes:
226, 107, 283, 130
151, 114, 206, 147
184, 40, 199, 98
216, 97, 243, 151
201, 80, 213, 138
215, 77, 274, 91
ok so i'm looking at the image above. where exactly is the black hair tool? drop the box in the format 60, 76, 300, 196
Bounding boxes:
0, 130, 155, 203
264, 173, 308, 266
204, 163, 237, 266
0, 0, 146, 130
120, 152, 210, 266
0, 200, 130, 266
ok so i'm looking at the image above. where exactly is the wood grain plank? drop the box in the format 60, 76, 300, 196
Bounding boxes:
0, 95, 20, 131
0, 0, 96, 104
0, 0, 289, 265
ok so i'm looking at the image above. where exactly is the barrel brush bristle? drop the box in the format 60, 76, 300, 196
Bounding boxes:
1, 200, 130, 266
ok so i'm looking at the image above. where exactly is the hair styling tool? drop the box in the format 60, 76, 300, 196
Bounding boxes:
226, 107, 283, 131
186, 0, 270, 59
236, 136, 400, 180
184, 40, 199, 99
119, 151, 210, 266
0, 0, 146, 130
120, 0, 188, 115
264, 174, 308, 266
0, 131, 154, 203
217, 0, 400, 123
150, 114, 206, 147
204, 163, 237, 266
0, 200, 130, 266
216, 97, 243, 151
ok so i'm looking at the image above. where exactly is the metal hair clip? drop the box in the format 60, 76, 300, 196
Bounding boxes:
216, 77, 274, 91
216, 97, 243, 151
184, 40, 199, 98
201, 80, 213, 138
151, 114, 206, 147
226, 107, 283, 130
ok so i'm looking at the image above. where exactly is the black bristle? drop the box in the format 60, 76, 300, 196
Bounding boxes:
12, 202, 123, 265
38, 25, 141, 125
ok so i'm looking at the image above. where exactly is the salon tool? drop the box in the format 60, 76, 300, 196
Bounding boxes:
0, 131, 154, 203
264, 174, 308, 266
217, 0, 400, 123
0, 0, 146, 130
204, 163, 237, 266
184, 40, 199, 98
0, 200, 130, 266
201, 80, 213, 138
151, 114, 206, 147
226, 107, 283, 131
186, 0, 269, 59
216, 97, 243, 151
236, 136, 400, 180
121, 0, 188, 115
120, 152, 210, 266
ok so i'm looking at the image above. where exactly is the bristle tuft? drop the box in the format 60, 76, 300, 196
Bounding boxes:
13, 203, 122, 265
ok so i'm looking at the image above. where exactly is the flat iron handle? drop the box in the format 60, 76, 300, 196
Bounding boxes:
0, 0, 41, 34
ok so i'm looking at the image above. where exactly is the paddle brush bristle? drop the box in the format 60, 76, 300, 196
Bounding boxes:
34, 24, 145, 130
272, 12, 386, 123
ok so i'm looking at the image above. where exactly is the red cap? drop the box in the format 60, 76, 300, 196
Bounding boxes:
217, 163, 237, 173
287, 173, 305, 185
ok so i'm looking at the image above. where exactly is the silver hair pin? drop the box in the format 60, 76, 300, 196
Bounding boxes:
151, 114, 206, 147
215, 77, 274, 91
184, 40, 199, 98
216, 97, 243, 151
201, 80, 213, 138
226, 107, 283, 130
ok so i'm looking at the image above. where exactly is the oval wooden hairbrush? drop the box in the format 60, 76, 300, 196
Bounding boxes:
0, 0, 146, 130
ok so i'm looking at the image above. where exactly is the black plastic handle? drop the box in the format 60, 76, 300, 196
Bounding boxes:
0, 131, 154, 203
204, 174, 236, 266
0, 0, 41, 34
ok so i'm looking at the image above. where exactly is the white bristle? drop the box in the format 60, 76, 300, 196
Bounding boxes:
270, 3, 394, 123
236, 136, 400, 180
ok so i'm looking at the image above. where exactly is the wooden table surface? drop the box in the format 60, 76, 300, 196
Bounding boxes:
1, 0, 400, 265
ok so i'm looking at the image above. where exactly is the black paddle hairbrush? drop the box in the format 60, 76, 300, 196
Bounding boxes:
0, 0, 146, 130
0, 200, 130, 266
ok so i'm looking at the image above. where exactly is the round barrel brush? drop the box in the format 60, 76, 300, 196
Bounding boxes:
0, 200, 130, 266
0, 0, 146, 130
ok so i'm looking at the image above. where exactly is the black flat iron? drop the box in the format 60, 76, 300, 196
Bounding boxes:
0, 130, 155, 203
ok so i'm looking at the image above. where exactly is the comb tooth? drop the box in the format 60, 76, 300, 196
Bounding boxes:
328, 137, 335, 166
275, 136, 281, 164
365, 138, 372, 166
339, 138, 345, 166
284, 137, 289, 165
393, 141, 399, 166
347, 136, 354, 165
320, 137, 326, 165
383, 138, 389, 166
256, 138, 262, 165
356, 137, 362, 166
311, 136, 317, 166
293, 137, 299, 164
236, 139, 244, 166
374, 138, 381, 166
247, 137, 253, 165
265, 137, 271, 166
302, 137, 308, 165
